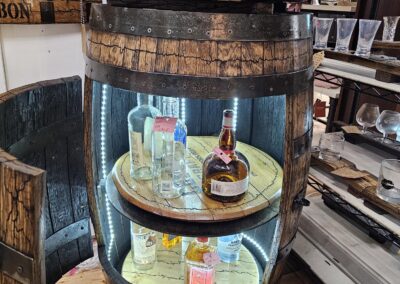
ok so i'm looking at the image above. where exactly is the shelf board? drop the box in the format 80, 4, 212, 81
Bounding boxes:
106, 173, 280, 237
112, 136, 282, 223
373, 40, 400, 50
315, 49, 400, 78
121, 236, 260, 284
302, 4, 356, 13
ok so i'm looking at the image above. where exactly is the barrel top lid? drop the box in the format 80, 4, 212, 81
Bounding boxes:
89, 4, 312, 41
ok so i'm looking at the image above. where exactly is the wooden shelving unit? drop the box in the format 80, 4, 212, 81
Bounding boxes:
302, 4, 356, 13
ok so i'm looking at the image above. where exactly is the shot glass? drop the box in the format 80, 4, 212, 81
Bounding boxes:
376, 159, 400, 204
354, 19, 381, 57
382, 16, 400, 42
318, 132, 345, 162
314, 18, 334, 49
334, 18, 357, 53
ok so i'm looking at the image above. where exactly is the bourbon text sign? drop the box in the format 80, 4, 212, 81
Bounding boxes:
0, 0, 81, 24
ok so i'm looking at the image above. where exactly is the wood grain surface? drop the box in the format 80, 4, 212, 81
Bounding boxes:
112, 136, 282, 222
87, 29, 312, 77
311, 152, 400, 219
0, 0, 81, 24
121, 236, 259, 284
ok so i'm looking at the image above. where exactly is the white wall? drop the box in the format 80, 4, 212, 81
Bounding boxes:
0, 24, 85, 91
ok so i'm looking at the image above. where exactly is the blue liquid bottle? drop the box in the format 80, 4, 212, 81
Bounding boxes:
217, 233, 243, 263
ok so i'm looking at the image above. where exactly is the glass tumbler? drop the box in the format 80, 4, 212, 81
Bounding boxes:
377, 159, 400, 204
318, 132, 345, 162
314, 18, 334, 49
334, 18, 358, 53
354, 19, 381, 57
382, 16, 400, 42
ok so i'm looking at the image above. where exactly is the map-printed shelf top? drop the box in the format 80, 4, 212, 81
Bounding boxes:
112, 136, 282, 222
121, 237, 259, 284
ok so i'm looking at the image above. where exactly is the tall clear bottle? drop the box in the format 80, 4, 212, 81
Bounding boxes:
130, 222, 157, 270
152, 97, 187, 199
128, 93, 161, 180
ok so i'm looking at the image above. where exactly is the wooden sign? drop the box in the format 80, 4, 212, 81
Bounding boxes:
0, 0, 81, 24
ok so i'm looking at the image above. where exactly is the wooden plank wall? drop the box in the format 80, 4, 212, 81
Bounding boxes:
0, 76, 93, 284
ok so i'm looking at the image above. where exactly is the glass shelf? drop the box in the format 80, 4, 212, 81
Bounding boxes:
106, 173, 280, 237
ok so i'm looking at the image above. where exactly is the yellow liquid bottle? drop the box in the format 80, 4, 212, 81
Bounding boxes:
162, 234, 182, 249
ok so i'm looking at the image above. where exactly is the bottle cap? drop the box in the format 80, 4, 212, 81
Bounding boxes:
197, 237, 208, 243
222, 109, 234, 128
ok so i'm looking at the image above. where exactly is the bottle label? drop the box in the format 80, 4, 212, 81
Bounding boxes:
130, 131, 145, 168
190, 267, 214, 284
210, 177, 249, 197
153, 116, 177, 133
133, 232, 156, 264
218, 235, 242, 259
203, 252, 221, 266
213, 147, 232, 164
222, 116, 233, 128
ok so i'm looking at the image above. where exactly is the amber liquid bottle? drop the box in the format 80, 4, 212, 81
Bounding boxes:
202, 109, 249, 202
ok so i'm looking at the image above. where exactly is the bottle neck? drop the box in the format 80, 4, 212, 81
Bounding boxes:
219, 111, 236, 154
162, 97, 179, 118
137, 93, 153, 106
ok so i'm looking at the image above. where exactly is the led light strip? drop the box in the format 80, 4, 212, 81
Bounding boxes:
181, 98, 186, 124
233, 98, 238, 131
100, 84, 115, 260
243, 233, 269, 263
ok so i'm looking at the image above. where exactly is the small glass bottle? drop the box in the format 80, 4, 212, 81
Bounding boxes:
202, 109, 249, 202
128, 93, 161, 180
217, 233, 243, 263
152, 97, 187, 199
130, 222, 157, 270
162, 234, 182, 249
184, 237, 216, 284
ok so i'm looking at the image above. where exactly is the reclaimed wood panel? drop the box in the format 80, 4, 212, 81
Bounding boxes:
0, 0, 81, 24
87, 30, 311, 77
112, 136, 282, 222
0, 150, 46, 284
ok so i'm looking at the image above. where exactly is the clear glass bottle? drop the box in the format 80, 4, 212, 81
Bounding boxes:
202, 109, 249, 202
217, 233, 243, 263
128, 93, 161, 180
152, 97, 187, 199
130, 222, 157, 270
184, 237, 216, 284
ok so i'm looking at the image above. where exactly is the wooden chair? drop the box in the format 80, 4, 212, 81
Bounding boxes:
0, 76, 93, 284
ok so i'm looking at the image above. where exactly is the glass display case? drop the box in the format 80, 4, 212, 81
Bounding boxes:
83, 3, 313, 283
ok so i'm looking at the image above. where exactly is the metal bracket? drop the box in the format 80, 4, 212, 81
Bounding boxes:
45, 218, 90, 257
0, 241, 33, 284
293, 186, 310, 210
293, 128, 312, 159
276, 234, 297, 262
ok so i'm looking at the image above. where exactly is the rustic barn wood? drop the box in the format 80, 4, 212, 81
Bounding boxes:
0, 0, 81, 24
112, 136, 282, 222
0, 77, 93, 284
83, 4, 313, 283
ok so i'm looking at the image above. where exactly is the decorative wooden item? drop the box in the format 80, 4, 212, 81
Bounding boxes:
83, 3, 313, 284
121, 236, 259, 284
0, 0, 82, 24
112, 136, 282, 222
0, 77, 93, 284
310, 152, 400, 219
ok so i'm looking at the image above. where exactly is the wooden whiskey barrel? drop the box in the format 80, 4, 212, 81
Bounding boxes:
0, 77, 93, 284
84, 3, 313, 283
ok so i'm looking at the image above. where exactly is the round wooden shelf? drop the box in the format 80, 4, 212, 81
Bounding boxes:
112, 136, 282, 222
121, 236, 260, 284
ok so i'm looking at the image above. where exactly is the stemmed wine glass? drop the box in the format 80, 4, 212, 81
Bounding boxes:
375, 110, 400, 143
356, 103, 380, 134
